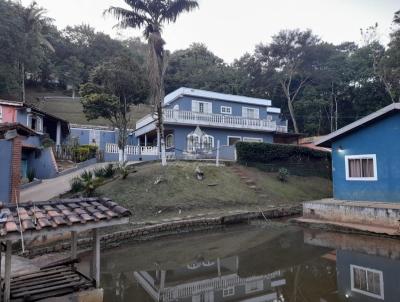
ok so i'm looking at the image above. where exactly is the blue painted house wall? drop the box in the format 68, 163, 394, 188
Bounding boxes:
332, 113, 400, 202
0, 140, 12, 203
70, 128, 137, 150
166, 96, 282, 123
337, 249, 400, 302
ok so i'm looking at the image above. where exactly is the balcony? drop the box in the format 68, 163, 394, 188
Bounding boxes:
136, 109, 288, 133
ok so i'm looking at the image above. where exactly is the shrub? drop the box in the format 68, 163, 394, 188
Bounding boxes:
278, 168, 289, 182
71, 145, 98, 163
104, 164, 116, 178
93, 167, 106, 178
27, 169, 35, 183
70, 177, 84, 193
118, 162, 130, 180
236, 142, 330, 163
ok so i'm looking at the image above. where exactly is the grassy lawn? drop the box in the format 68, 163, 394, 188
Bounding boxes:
95, 162, 332, 223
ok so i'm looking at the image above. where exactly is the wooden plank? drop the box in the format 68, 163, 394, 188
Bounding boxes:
71, 231, 78, 259
11, 288, 76, 302
40, 258, 79, 270
11, 280, 87, 298
11, 272, 77, 288
11, 276, 81, 294
4, 241, 11, 302
11, 267, 71, 281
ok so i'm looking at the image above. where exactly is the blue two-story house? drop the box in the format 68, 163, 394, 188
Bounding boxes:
134, 87, 289, 160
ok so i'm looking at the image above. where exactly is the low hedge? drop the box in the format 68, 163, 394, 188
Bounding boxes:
236, 142, 331, 163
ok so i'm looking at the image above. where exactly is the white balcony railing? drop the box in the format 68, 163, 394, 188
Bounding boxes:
105, 144, 159, 156
136, 109, 288, 133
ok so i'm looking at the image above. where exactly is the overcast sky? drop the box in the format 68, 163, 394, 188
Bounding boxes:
21, 0, 399, 62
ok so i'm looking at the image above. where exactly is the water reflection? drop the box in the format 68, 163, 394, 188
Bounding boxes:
100, 225, 400, 301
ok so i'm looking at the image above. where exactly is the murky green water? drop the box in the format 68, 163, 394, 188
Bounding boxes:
97, 224, 400, 301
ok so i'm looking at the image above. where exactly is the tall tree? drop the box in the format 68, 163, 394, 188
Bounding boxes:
80, 55, 148, 162
256, 29, 320, 133
105, 0, 199, 166
18, 1, 54, 102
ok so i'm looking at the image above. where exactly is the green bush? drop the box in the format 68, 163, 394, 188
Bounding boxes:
118, 162, 130, 180
104, 164, 116, 178
72, 145, 98, 163
278, 167, 289, 182
236, 142, 330, 163
70, 177, 84, 193
93, 167, 106, 178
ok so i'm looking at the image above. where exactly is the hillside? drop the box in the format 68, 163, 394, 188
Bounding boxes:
95, 162, 332, 223
26, 90, 152, 127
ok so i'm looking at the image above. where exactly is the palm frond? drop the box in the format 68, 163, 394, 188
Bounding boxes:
104, 6, 150, 29
162, 0, 199, 23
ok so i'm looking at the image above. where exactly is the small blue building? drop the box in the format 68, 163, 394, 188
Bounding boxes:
317, 103, 400, 202
133, 87, 290, 160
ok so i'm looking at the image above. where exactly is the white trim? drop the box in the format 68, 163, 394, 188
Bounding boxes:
221, 106, 232, 114
317, 103, 400, 147
350, 264, 384, 300
222, 286, 235, 297
345, 154, 378, 181
227, 136, 242, 146
164, 87, 272, 107
267, 107, 281, 114
242, 107, 259, 119
243, 137, 263, 143
166, 134, 174, 148
192, 100, 212, 114
26, 113, 43, 133
0, 105, 3, 122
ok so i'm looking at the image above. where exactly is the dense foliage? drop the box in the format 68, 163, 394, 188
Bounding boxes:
0, 0, 399, 136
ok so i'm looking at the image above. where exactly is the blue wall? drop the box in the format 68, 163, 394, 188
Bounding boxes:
165, 96, 282, 122
337, 249, 400, 302
0, 140, 12, 203
29, 147, 58, 179
170, 125, 273, 157
70, 128, 137, 150
332, 113, 400, 202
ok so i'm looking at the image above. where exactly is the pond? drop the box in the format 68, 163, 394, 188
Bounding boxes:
95, 223, 400, 301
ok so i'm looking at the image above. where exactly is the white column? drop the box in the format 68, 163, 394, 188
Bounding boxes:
91, 229, 100, 288
144, 134, 148, 147
56, 121, 61, 147
157, 130, 161, 150
216, 140, 220, 167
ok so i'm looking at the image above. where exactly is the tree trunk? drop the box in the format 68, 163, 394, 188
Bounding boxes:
287, 99, 299, 134
148, 32, 167, 166
20, 62, 25, 103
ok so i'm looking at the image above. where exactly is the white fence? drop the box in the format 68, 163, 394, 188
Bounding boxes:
105, 144, 159, 156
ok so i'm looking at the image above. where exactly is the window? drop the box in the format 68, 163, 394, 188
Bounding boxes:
192, 100, 212, 114
166, 134, 174, 149
242, 107, 259, 119
187, 133, 200, 152
351, 265, 384, 299
202, 135, 214, 152
27, 114, 43, 132
222, 287, 235, 297
345, 155, 377, 181
243, 137, 263, 143
227, 136, 241, 146
0, 106, 3, 122
221, 106, 232, 114
187, 263, 201, 270
245, 280, 264, 294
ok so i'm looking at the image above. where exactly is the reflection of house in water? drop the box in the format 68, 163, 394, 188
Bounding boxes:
134, 256, 286, 302
305, 230, 400, 302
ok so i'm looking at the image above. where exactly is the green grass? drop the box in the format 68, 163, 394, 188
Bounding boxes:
95, 162, 332, 223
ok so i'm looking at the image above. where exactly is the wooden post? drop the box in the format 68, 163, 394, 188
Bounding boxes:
216, 140, 220, 167
4, 241, 12, 302
71, 231, 77, 259
91, 229, 100, 288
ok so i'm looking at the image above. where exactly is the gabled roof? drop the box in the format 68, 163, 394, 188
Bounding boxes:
316, 103, 400, 147
164, 87, 272, 107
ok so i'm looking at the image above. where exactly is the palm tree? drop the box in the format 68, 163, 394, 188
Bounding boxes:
19, 2, 54, 102
105, 0, 199, 166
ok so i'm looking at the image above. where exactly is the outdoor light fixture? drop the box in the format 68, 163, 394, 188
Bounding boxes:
338, 146, 344, 153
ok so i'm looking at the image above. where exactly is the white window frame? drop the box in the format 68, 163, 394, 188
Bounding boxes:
245, 280, 264, 294
0, 105, 3, 122
187, 133, 200, 152
243, 137, 263, 143
350, 264, 384, 300
222, 286, 235, 297
201, 134, 214, 152
242, 107, 259, 119
345, 154, 378, 181
221, 106, 232, 115
227, 136, 242, 146
27, 113, 43, 133
192, 100, 212, 114
166, 134, 174, 148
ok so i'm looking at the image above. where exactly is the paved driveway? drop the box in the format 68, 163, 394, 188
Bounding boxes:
20, 162, 121, 202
